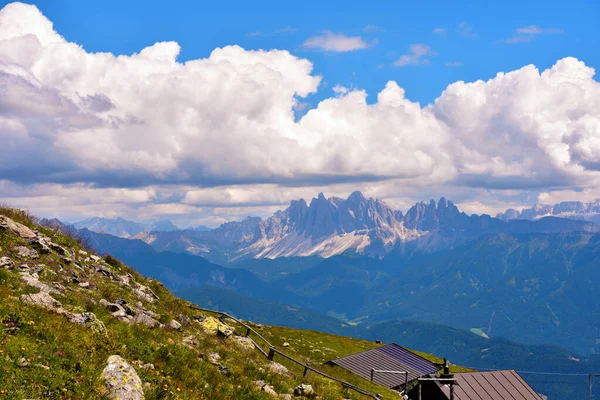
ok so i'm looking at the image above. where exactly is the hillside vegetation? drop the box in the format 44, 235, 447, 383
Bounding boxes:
0, 207, 425, 399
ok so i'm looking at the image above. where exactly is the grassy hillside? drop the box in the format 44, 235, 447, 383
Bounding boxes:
0, 207, 424, 399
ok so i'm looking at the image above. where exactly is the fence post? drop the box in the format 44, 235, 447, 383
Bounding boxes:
245, 327, 251, 337
267, 346, 275, 361
371, 368, 375, 382
303, 362, 311, 379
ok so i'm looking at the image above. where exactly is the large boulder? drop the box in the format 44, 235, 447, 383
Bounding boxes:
101, 355, 144, 400
0, 216, 36, 239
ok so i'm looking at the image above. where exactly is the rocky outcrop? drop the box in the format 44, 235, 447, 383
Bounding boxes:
0, 216, 36, 239
101, 355, 144, 400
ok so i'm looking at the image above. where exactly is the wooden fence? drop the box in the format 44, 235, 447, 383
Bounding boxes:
189, 304, 383, 400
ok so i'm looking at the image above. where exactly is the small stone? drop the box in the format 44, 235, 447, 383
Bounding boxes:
262, 384, 278, 396
0, 256, 13, 269
233, 336, 255, 351
279, 394, 292, 400
78, 250, 88, 256
101, 355, 144, 400
282, 342, 290, 347
17, 357, 29, 367
218, 365, 231, 376
182, 335, 199, 348
167, 319, 182, 330
207, 352, 221, 365
79, 281, 91, 289
293, 384, 315, 397
35, 363, 50, 370
90, 254, 101, 262
178, 314, 193, 327
267, 362, 290, 376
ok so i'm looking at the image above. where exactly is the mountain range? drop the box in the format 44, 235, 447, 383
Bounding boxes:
125, 192, 598, 262
497, 200, 600, 223
70, 216, 210, 238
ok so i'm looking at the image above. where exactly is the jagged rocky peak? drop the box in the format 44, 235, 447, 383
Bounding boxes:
403, 197, 461, 230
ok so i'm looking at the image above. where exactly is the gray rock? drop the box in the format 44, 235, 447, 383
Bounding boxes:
167, 319, 181, 330
133, 283, 159, 303
267, 361, 290, 376
233, 335, 255, 351
182, 335, 199, 348
21, 292, 62, 310
68, 312, 108, 334
262, 384, 278, 396
17, 357, 29, 367
15, 246, 39, 259
133, 312, 160, 328
0, 256, 13, 269
48, 242, 68, 255
0, 216, 36, 239
293, 384, 315, 397
178, 313, 193, 327
279, 394, 292, 400
207, 352, 221, 365
20, 272, 60, 294
101, 355, 144, 400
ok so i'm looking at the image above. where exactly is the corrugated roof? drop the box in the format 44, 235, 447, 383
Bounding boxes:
436, 370, 544, 400
328, 343, 439, 388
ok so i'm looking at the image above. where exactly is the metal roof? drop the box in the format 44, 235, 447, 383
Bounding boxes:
327, 343, 439, 388
436, 370, 544, 400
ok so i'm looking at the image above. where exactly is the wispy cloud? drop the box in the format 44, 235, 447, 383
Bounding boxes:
516, 25, 563, 35
445, 61, 464, 67
277, 26, 298, 34
433, 27, 446, 36
503, 25, 563, 44
247, 27, 299, 38
456, 21, 478, 38
364, 24, 380, 32
394, 44, 435, 67
303, 31, 374, 52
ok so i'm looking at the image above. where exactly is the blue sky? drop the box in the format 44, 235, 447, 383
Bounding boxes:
0, 0, 599, 226
22, 0, 600, 106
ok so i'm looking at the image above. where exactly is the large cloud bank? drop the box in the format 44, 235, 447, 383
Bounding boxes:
0, 2, 599, 222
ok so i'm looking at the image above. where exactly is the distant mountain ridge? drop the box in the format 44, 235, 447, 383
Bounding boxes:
72, 216, 181, 238
497, 200, 600, 223
129, 192, 599, 261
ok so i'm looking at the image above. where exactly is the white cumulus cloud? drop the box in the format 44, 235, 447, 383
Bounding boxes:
302, 31, 373, 52
0, 2, 599, 223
